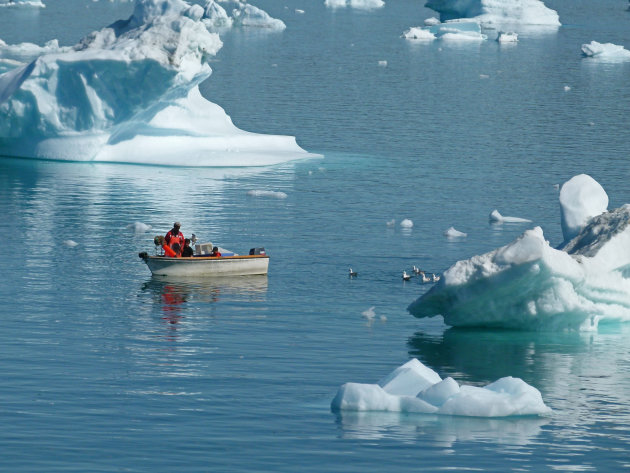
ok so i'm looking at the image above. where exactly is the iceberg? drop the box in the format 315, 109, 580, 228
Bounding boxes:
325, 0, 385, 9
581, 41, 630, 62
408, 175, 630, 331
331, 359, 552, 417
0, 0, 45, 8
424, 0, 561, 27
403, 19, 487, 42
0, 0, 314, 166
489, 209, 532, 223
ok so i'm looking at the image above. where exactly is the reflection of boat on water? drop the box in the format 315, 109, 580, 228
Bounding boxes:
138, 253, 269, 277
141, 274, 269, 306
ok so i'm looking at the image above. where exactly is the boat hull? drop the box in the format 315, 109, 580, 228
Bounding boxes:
141, 254, 269, 277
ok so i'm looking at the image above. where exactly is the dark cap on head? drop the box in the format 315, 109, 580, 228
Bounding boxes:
174, 221, 181, 227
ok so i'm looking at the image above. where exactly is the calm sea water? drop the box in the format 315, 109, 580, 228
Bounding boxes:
1, 1, 630, 471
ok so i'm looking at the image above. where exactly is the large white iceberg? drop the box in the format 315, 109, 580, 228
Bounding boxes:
0, 0, 313, 166
424, 0, 560, 27
408, 175, 630, 331
331, 359, 552, 417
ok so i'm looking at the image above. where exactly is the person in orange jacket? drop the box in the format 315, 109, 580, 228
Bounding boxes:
164, 222, 185, 256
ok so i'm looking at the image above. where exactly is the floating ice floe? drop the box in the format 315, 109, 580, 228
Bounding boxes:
497, 31, 518, 43
127, 221, 152, 233
581, 41, 630, 62
246, 190, 288, 199
444, 227, 467, 238
0, 0, 314, 166
403, 19, 486, 42
424, 0, 560, 27
0, 0, 45, 8
489, 209, 532, 224
331, 359, 552, 417
325, 0, 385, 9
400, 219, 414, 228
409, 174, 630, 331
63, 239, 78, 247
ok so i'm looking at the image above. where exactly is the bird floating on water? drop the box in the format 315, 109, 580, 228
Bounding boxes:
412, 265, 422, 274
402, 271, 411, 281
349, 268, 358, 277
432, 273, 441, 282
420, 271, 431, 283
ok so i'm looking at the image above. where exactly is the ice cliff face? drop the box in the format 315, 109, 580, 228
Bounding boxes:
0, 0, 311, 165
424, 0, 561, 26
408, 175, 630, 331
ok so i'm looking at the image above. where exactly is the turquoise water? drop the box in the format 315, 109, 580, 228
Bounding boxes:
2, 0, 630, 471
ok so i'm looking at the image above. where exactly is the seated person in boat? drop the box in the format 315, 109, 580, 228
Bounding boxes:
164, 221, 185, 255
171, 242, 181, 257
210, 246, 221, 257
181, 238, 194, 257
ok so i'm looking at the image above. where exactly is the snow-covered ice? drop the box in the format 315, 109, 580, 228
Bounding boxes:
581, 41, 630, 61
424, 0, 560, 27
0, 0, 314, 166
409, 175, 630, 331
489, 210, 532, 224
331, 359, 551, 417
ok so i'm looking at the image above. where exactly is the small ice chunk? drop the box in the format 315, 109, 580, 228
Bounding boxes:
63, 239, 78, 247
497, 31, 518, 43
362, 306, 376, 320
246, 190, 288, 199
444, 226, 467, 238
400, 219, 414, 228
489, 209, 532, 223
378, 60, 387, 67
127, 221, 152, 233
424, 17, 440, 26
564, 85, 571, 91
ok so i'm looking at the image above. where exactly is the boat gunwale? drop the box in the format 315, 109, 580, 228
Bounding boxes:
144, 254, 269, 262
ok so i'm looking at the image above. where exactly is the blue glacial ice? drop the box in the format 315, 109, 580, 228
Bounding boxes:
408, 174, 630, 331
0, 0, 314, 166
424, 0, 560, 27
331, 359, 551, 417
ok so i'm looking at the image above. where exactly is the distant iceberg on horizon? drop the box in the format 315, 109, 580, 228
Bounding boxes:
0, 0, 315, 166
408, 174, 630, 331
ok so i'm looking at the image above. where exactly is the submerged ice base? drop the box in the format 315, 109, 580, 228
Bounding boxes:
332, 359, 551, 417
0, 0, 315, 166
408, 175, 630, 331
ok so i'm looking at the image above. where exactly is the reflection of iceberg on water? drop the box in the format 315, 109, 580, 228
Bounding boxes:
409, 174, 630, 331
0, 0, 316, 166
334, 410, 548, 444
331, 359, 551, 417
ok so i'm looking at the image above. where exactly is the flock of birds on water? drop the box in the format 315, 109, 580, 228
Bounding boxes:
348, 266, 440, 283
